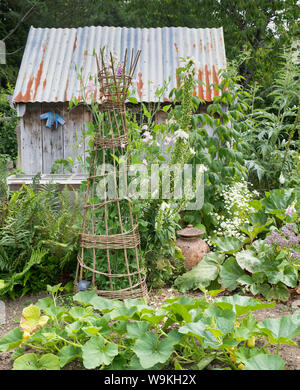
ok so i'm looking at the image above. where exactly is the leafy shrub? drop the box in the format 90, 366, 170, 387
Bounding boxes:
182, 66, 250, 234
0, 85, 18, 161
0, 180, 82, 298
243, 45, 300, 191
175, 187, 300, 302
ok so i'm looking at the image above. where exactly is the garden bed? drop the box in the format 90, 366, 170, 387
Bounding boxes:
0, 287, 299, 371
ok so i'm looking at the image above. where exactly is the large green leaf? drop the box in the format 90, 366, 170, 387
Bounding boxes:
203, 306, 236, 335
266, 269, 297, 288
174, 252, 225, 292
36, 297, 54, 312
36, 298, 66, 321
0, 327, 23, 352
82, 335, 119, 369
123, 298, 149, 312
133, 329, 181, 369
13, 354, 40, 370
65, 320, 82, 337
243, 353, 285, 370
214, 294, 275, 317
240, 218, 271, 242
140, 309, 166, 327
248, 210, 268, 226
57, 345, 82, 368
89, 295, 121, 313
68, 306, 94, 321
126, 321, 150, 339
236, 250, 263, 273
257, 314, 300, 345
262, 188, 296, 214
109, 305, 139, 321
38, 353, 61, 370
128, 354, 163, 370
259, 283, 290, 302
73, 290, 98, 306
13, 353, 60, 370
234, 346, 262, 364
161, 302, 192, 323
218, 257, 245, 291
179, 320, 220, 348
210, 236, 244, 254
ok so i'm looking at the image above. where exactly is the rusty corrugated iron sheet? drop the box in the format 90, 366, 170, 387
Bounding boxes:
13, 26, 226, 104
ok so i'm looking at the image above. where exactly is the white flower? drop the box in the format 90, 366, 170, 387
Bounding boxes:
174, 129, 189, 140
142, 124, 148, 130
168, 118, 176, 126
198, 164, 208, 173
164, 136, 172, 146
279, 172, 285, 184
160, 202, 170, 211
190, 148, 196, 155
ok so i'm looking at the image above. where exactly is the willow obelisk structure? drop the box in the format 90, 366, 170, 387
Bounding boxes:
75, 49, 148, 299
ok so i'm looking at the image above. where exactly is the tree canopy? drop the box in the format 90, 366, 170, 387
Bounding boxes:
0, 0, 299, 89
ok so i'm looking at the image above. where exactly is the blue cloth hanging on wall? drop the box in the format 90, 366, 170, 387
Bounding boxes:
40, 112, 65, 129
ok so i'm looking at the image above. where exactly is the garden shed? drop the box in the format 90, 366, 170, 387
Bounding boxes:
8, 25, 226, 189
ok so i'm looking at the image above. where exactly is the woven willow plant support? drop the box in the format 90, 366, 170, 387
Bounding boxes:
75, 49, 148, 300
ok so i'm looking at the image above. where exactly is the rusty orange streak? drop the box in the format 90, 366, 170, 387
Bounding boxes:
73, 35, 77, 52
205, 65, 212, 102
197, 69, 204, 100
14, 75, 34, 102
212, 65, 219, 98
33, 58, 44, 101
64, 78, 69, 102
137, 72, 143, 101
174, 42, 179, 54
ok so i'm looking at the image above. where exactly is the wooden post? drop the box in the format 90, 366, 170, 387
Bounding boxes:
15, 122, 21, 170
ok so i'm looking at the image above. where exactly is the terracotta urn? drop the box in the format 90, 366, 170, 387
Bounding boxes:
176, 224, 210, 271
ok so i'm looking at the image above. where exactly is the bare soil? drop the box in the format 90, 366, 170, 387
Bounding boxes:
0, 288, 300, 371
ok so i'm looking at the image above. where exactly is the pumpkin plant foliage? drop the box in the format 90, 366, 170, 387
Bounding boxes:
0, 284, 299, 371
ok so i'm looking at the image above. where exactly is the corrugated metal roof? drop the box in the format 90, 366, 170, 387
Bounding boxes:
13, 26, 226, 104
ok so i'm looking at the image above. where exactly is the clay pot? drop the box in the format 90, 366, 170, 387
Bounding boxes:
176, 224, 210, 271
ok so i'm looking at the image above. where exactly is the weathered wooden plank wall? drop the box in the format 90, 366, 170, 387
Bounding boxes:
20, 103, 90, 175
41, 103, 64, 173
21, 103, 43, 174
63, 104, 89, 174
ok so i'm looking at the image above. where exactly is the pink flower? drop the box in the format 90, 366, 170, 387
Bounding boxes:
116, 65, 123, 76
285, 206, 296, 216
142, 159, 148, 165
142, 124, 148, 130
142, 131, 152, 142
86, 81, 97, 93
